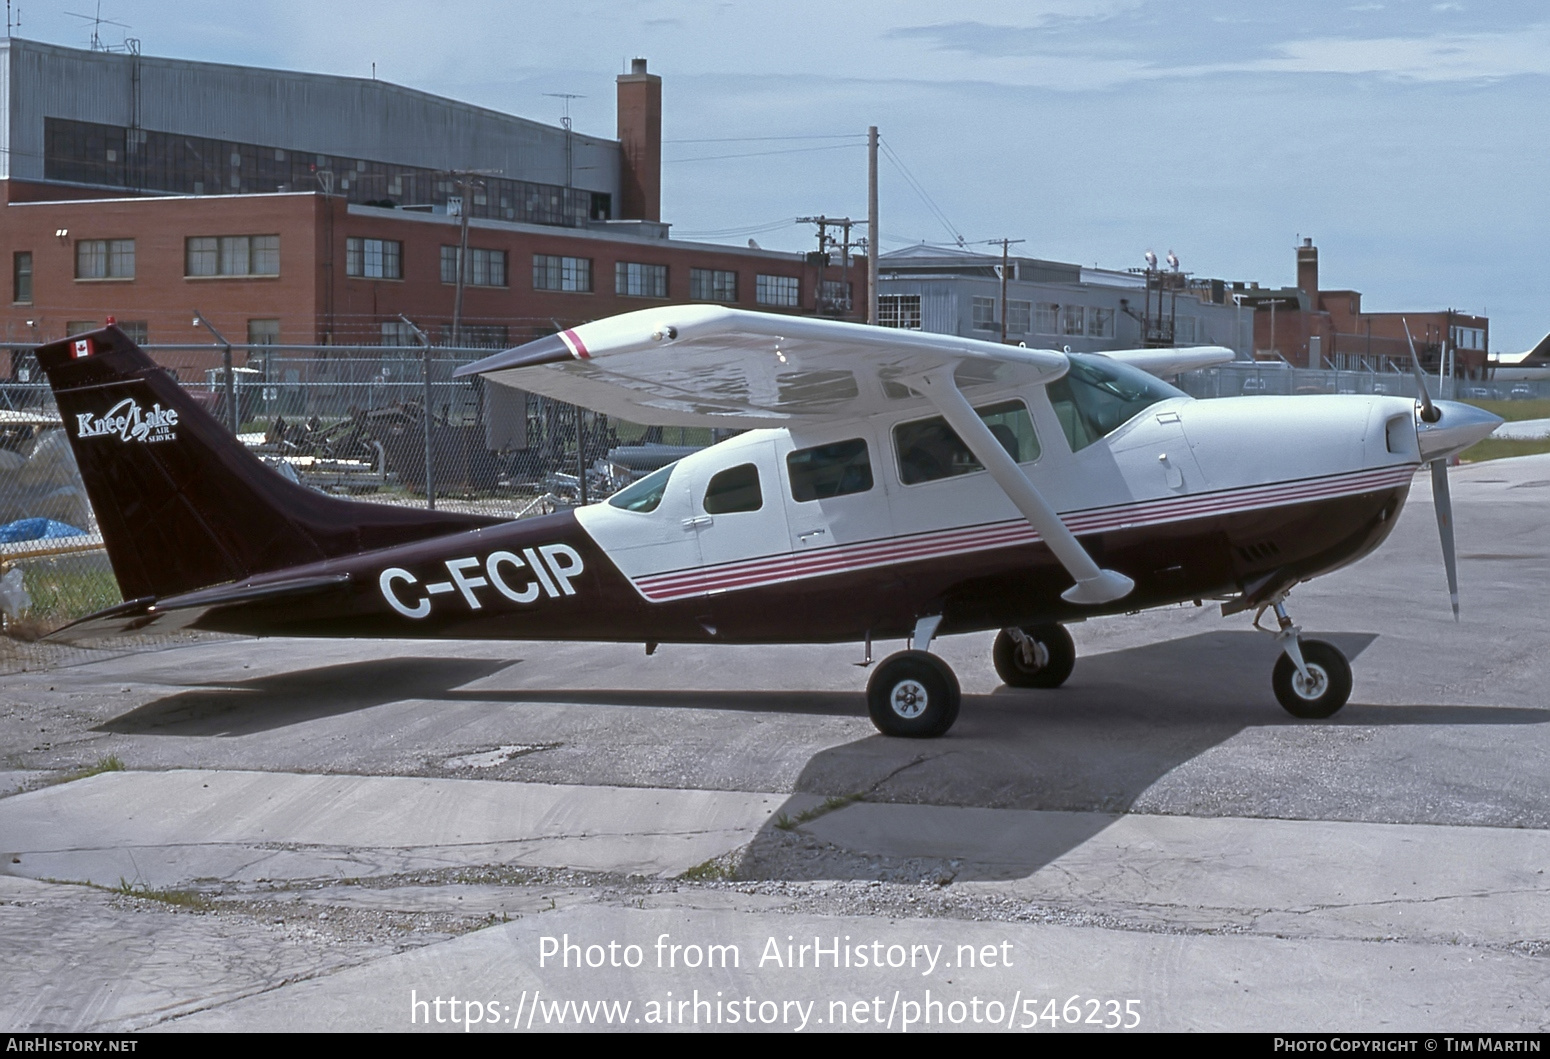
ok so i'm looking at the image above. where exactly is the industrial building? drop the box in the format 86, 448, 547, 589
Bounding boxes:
875, 245, 1249, 356
0, 39, 858, 378
1233, 239, 1488, 376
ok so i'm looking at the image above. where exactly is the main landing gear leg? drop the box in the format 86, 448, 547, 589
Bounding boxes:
1259, 599, 1352, 719
866, 615, 961, 739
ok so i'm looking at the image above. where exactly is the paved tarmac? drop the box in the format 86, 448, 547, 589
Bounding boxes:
1, 454, 1548, 1033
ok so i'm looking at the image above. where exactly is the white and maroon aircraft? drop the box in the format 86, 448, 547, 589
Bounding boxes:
39, 308, 1500, 738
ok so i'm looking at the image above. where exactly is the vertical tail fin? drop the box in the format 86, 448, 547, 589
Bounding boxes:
38, 327, 501, 601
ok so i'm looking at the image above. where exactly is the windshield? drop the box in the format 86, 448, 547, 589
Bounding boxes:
607, 461, 678, 513
1048, 353, 1186, 452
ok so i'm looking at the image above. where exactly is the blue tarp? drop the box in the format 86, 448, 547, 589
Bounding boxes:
0, 517, 89, 544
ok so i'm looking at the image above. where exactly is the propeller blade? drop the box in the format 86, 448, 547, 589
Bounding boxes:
1403, 318, 1440, 423
1431, 459, 1459, 620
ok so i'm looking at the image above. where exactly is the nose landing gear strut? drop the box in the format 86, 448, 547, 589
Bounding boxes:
1256, 598, 1352, 719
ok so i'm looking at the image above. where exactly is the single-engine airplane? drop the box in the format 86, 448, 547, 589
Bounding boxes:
37, 308, 1500, 737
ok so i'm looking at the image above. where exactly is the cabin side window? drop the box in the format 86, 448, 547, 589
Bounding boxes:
893, 400, 1039, 485
787, 439, 873, 502
703, 463, 762, 514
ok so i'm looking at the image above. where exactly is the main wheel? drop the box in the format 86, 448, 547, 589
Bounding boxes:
993, 624, 1075, 689
1272, 639, 1352, 719
866, 650, 960, 738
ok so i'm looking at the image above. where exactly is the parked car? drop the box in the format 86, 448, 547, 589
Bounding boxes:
1465, 386, 1495, 400
1509, 384, 1535, 400
1240, 377, 1269, 394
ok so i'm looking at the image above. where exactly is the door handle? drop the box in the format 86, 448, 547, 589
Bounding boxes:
681, 516, 714, 529
798, 528, 827, 543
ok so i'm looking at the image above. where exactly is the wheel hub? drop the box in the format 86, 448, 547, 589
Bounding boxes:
1292, 663, 1329, 700
890, 679, 929, 718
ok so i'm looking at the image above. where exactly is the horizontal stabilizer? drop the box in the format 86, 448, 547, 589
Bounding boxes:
46, 573, 350, 644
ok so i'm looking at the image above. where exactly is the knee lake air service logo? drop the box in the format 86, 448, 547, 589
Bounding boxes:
75, 397, 180, 444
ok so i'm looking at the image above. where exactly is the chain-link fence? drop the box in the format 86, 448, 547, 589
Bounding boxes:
0, 343, 1543, 667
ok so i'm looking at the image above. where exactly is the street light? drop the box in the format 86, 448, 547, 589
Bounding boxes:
192, 310, 238, 435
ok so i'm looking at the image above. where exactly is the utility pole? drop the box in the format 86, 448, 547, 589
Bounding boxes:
192, 310, 237, 435
986, 238, 1025, 342
446, 168, 502, 346
867, 126, 878, 325
798, 216, 859, 316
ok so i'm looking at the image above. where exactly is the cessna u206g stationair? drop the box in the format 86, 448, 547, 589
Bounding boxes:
38, 308, 1499, 738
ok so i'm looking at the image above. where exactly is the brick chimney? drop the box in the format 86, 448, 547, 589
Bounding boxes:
1296, 237, 1319, 308
616, 57, 661, 222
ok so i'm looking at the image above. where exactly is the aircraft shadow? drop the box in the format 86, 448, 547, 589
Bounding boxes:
97, 657, 512, 737
737, 630, 1550, 883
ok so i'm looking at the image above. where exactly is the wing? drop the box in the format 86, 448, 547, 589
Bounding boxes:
454, 305, 1069, 427
1094, 346, 1235, 377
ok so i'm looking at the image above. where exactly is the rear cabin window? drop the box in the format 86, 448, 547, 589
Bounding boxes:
893, 401, 1040, 485
1048, 353, 1185, 452
703, 463, 762, 514
787, 439, 873, 502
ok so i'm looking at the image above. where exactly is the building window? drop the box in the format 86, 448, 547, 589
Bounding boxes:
440, 246, 507, 287
756, 274, 800, 307
820, 279, 852, 313
616, 261, 668, 298
690, 268, 737, 302
971, 297, 997, 331
380, 320, 418, 346
1086, 307, 1115, 339
878, 294, 921, 329
247, 319, 281, 346
1062, 306, 1086, 337
1035, 303, 1059, 334
12, 252, 32, 304
76, 239, 135, 280
1007, 300, 1032, 335
118, 321, 149, 344
1174, 316, 1196, 344
66, 320, 98, 336
186, 235, 280, 277
533, 254, 592, 292
346, 237, 402, 279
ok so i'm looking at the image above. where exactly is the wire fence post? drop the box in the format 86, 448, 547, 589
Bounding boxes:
192, 310, 237, 435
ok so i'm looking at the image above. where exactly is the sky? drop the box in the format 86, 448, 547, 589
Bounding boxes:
16, 1, 1550, 350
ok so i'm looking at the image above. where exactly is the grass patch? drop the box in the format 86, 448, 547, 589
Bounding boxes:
59, 755, 125, 784
1460, 437, 1550, 463
7, 561, 122, 635
775, 793, 864, 832
678, 853, 736, 882
1462, 398, 1550, 423
110, 878, 212, 910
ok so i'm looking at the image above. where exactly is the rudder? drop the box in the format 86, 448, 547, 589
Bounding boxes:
38, 327, 502, 601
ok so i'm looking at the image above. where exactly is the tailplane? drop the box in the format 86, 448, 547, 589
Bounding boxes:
38, 327, 502, 601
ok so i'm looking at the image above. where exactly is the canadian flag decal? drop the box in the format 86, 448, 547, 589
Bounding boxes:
71, 338, 93, 359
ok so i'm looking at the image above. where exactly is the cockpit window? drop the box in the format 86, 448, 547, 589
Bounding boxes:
1048, 353, 1185, 452
607, 461, 677, 513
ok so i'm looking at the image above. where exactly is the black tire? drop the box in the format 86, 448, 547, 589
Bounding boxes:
866, 650, 960, 738
1272, 639, 1352, 719
993, 624, 1076, 689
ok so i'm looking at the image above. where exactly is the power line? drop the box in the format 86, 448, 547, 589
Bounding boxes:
662, 142, 865, 165
878, 138, 964, 248
663, 134, 866, 144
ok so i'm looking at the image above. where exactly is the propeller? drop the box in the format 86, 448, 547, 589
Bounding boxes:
1403, 319, 1458, 619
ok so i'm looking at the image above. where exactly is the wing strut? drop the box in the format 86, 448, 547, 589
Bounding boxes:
912, 370, 1135, 606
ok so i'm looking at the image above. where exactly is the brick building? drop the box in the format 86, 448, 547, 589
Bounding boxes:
0, 40, 861, 379
1235, 239, 1488, 376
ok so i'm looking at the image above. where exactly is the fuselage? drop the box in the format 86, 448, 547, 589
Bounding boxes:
194, 379, 1421, 645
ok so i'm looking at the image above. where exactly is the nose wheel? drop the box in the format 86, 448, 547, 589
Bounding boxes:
992, 624, 1075, 688
866, 650, 960, 738
1258, 600, 1352, 719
